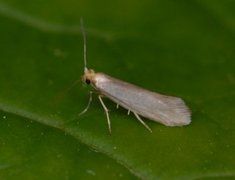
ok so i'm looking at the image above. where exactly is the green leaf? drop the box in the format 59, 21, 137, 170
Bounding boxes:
0, 0, 235, 179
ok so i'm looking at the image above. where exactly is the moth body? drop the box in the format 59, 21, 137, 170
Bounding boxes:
82, 69, 191, 127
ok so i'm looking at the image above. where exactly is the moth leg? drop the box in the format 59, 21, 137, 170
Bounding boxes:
127, 110, 130, 115
133, 112, 152, 133
98, 95, 112, 134
116, 104, 119, 109
79, 91, 93, 116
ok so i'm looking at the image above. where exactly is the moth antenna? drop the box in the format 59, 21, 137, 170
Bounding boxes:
80, 17, 88, 73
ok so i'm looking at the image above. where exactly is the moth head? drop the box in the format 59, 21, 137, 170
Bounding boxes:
82, 68, 96, 85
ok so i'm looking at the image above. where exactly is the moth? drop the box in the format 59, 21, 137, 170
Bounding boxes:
79, 19, 191, 133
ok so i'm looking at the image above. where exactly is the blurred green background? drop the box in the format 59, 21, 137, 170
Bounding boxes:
0, 0, 235, 179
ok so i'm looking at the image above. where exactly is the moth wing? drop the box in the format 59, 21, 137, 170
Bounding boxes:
95, 73, 191, 126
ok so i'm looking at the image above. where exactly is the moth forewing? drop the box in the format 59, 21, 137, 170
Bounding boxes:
92, 73, 191, 127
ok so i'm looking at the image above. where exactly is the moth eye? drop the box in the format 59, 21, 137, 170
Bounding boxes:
85, 79, 91, 85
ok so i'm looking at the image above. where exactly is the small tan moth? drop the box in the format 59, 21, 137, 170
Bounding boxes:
79, 19, 191, 133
